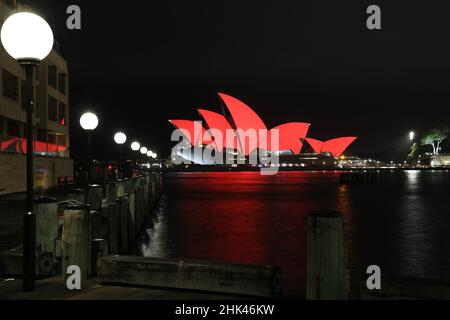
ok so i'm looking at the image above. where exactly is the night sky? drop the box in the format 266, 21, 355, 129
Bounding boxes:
22, 0, 450, 161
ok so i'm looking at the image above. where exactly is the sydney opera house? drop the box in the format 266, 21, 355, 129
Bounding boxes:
169, 93, 357, 168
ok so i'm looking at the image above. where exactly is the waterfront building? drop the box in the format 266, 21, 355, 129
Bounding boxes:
0, 0, 73, 194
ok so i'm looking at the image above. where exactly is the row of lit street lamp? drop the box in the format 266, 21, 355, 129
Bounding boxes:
80, 111, 158, 180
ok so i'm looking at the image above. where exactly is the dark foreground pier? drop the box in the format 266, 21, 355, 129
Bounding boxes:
0, 172, 282, 299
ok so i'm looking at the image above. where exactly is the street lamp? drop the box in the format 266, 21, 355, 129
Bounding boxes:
409, 131, 415, 141
140, 147, 148, 155
147, 151, 153, 158
1, 11, 54, 292
114, 132, 127, 178
131, 141, 140, 152
152, 153, 157, 159
80, 112, 99, 184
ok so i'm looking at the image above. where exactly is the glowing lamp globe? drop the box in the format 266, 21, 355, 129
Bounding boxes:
131, 142, 140, 151
114, 132, 127, 145
140, 147, 148, 155
80, 112, 98, 131
147, 151, 153, 157
1, 12, 54, 62
152, 153, 157, 159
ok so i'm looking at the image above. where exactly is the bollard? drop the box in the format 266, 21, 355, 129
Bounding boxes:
135, 187, 145, 233
141, 178, 149, 218
105, 203, 119, 255
128, 191, 136, 251
90, 210, 109, 241
131, 177, 138, 191
106, 182, 117, 204
116, 179, 125, 198
62, 204, 92, 280
148, 178, 155, 213
91, 239, 108, 277
35, 197, 58, 258
87, 184, 103, 211
117, 196, 129, 254
306, 209, 348, 300
124, 178, 132, 195
67, 189, 85, 204
150, 174, 157, 201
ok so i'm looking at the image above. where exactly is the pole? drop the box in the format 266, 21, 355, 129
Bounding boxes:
87, 131, 92, 185
119, 144, 123, 179
23, 63, 36, 292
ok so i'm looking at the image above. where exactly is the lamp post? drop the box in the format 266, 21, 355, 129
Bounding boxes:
114, 132, 127, 178
409, 131, 415, 142
80, 112, 99, 184
1, 11, 54, 292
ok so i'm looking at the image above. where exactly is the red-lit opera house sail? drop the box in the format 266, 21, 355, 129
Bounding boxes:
305, 137, 357, 157
169, 93, 357, 158
269, 123, 310, 154
169, 120, 213, 146
198, 109, 240, 152
304, 138, 323, 154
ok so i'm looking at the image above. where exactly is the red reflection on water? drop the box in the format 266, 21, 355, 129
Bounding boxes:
167, 171, 353, 297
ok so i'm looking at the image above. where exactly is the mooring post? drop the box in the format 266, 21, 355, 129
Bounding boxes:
131, 177, 138, 192
134, 187, 142, 234
124, 178, 131, 195
106, 181, 117, 204
67, 188, 86, 204
150, 173, 157, 200
116, 179, 125, 199
62, 204, 92, 280
35, 197, 58, 259
91, 239, 108, 277
141, 176, 149, 218
128, 191, 136, 252
117, 196, 129, 254
87, 184, 103, 211
306, 209, 349, 300
105, 202, 119, 255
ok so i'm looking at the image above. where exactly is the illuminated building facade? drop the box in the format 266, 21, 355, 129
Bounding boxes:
0, 0, 73, 194
170, 93, 357, 166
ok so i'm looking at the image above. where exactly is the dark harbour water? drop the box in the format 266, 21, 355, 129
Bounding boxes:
142, 171, 450, 297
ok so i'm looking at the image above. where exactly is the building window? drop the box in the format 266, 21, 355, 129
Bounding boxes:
48, 65, 57, 88
58, 102, 66, 126
57, 135, 66, 147
37, 130, 48, 143
48, 95, 58, 122
58, 73, 66, 94
2, 69, 19, 101
6, 120, 21, 137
